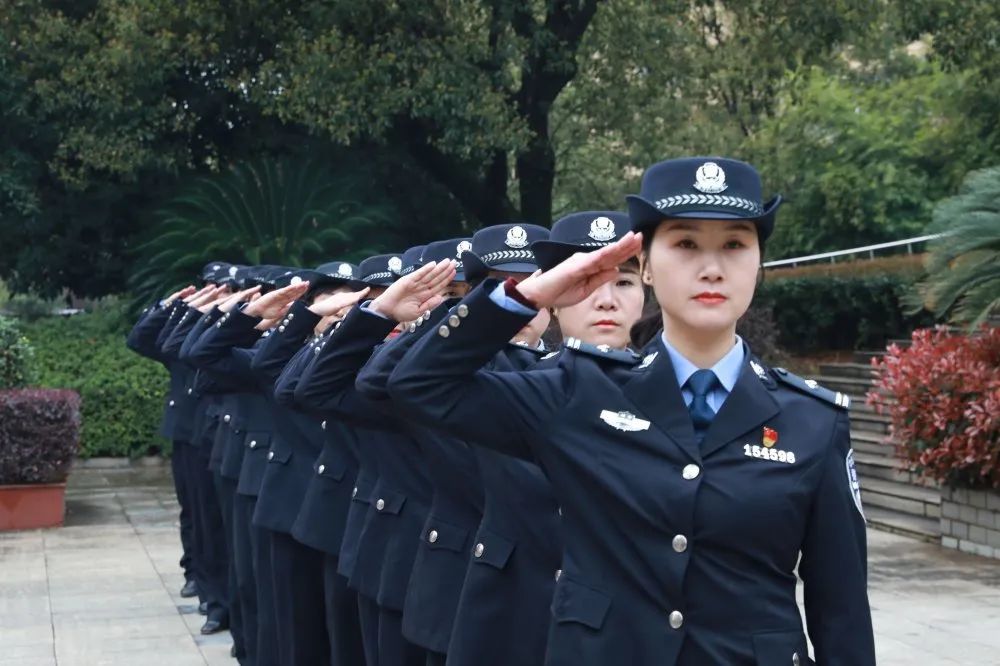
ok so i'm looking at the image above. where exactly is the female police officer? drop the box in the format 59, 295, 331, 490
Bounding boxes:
387, 157, 875, 666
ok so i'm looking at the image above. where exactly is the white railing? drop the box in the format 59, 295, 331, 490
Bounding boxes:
763, 234, 945, 268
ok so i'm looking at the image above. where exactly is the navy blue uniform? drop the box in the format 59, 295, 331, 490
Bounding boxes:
388, 281, 876, 666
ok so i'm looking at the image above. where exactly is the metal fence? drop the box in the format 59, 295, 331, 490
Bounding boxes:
763, 234, 944, 269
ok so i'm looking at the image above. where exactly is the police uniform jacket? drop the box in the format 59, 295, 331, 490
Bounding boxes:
290, 304, 431, 611
185, 312, 277, 498
388, 281, 876, 666
446, 344, 563, 666
354, 302, 486, 654
160, 305, 215, 448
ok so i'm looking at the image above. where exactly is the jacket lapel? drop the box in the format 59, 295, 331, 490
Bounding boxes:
700, 358, 781, 458
622, 340, 701, 463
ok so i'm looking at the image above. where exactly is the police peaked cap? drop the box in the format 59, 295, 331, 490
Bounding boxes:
625, 157, 781, 241
357, 253, 403, 287
532, 211, 632, 271
420, 237, 473, 282
200, 261, 233, 284
395, 245, 426, 277
462, 223, 549, 282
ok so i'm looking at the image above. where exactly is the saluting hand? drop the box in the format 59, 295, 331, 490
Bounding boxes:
243, 282, 310, 320
217, 286, 261, 313
517, 232, 642, 309
192, 285, 230, 312
163, 285, 197, 306
369, 260, 457, 323
182, 284, 216, 304
308, 287, 371, 318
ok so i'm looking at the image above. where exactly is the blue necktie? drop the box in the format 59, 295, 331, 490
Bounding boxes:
686, 369, 720, 445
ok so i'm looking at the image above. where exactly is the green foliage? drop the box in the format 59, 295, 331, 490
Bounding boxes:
912, 166, 1000, 326
746, 63, 995, 259
21, 305, 169, 458
0, 316, 35, 389
129, 156, 397, 305
754, 273, 935, 352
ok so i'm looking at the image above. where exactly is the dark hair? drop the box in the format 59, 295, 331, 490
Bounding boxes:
628, 221, 768, 348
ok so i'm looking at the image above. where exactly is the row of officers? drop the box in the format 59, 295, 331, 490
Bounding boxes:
126, 156, 876, 666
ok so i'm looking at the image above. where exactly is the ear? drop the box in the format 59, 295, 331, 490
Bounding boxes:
639, 252, 653, 286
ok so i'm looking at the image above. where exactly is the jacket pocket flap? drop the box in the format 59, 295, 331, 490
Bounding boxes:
266, 437, 292, 464
314, 454, 348, 482
752, 631, 812, 666
425, 518, 469, 553
471, 528, 515, 569
375, 488, 406, 515
551, 577, 611, 630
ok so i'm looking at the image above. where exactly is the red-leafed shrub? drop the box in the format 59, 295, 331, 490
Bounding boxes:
868, 326, 1000, 489
0, 389, 81, 485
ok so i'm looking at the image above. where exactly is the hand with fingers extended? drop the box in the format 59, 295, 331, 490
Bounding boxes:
369, 260, 457, 322
163, 285, 197, 306
217, 286, 261, 313
516, 232, 642, 309
181, 284, 216, 304
308, 287, 371, 318
194, 285, 232, 313
243, 282, 310, 320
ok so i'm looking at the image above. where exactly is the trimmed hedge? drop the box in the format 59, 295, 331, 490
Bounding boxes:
0, 389, 81, 484
754, 273, 935, 352
0, 316, 35, 388
21, 305, 169, 458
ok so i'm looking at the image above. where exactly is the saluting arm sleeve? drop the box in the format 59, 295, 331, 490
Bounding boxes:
160, 306, 201, 360
249, 300, 321, 386
178, 307, 225, 361
273, 338, 322, 406
126, 305, 172, 362
798, 411, 876, 666
387, 280, 570, 457
293, 304, 399, 427
184, 307, 264, 381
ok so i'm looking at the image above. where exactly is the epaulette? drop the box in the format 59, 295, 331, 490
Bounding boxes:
771, 366, 851, 410
563, 337, 640, 365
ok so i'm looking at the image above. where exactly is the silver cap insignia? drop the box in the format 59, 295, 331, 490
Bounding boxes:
505, 226, 529, 249
693, 161, 728, 194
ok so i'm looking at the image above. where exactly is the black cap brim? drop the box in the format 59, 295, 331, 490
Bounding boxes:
625, 194, 781, 241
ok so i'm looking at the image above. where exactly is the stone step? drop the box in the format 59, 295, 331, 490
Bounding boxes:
809, 375, 874, 398
864, 505, 940, 543
851, 431, 894, 456
861, 476, 940, 520
853, 451, 915, 484
851, 411, 891, 435
888, 338, 914, 349
853, 350, 885, 365
818, 363, 878, 380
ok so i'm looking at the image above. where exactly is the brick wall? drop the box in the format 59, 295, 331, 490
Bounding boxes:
940, 487, 1000, 560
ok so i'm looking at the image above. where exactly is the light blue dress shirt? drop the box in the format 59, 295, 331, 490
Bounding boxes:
661, 333, 744, 414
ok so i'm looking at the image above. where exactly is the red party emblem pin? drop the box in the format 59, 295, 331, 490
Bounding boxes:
762, 426, 779, 448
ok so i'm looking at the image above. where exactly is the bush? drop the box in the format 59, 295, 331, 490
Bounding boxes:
754, 273, 935, 352
0, 315, 35, 388
22, 303, 169, 458
0, 389, 81, 484
868, 326, 1000, 489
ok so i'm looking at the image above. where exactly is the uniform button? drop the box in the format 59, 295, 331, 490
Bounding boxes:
554, 569, 562, 581
186, 388, 193, 395
376, 499, 385, 511
168, 400, 175, 407
352, 486, 358, 498
668, 610, 684, 629
267, 451, 274, 461
557, 506, 562, 516
792, 654, 800, 666
321, 420, 327, 430
287, 312, 294, 319
249, 440, 257, 449
448, 314, 461, 327
224, 414, 231, 423
428, 530, 439, 543
278, 325, 285, 332
314, 346, 321, 354
408, 323, 416, 333
457, 304, 469, 318
672, 535, 688, 553
473, 543, 485, 558
682, 464, 701, 480
318, 464, 326, 475
437, 325, 450, 338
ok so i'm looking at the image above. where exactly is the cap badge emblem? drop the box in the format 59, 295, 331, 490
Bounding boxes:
290, 275, 303, 285
588, 216, 616, 242
228, 266, 238, 277
505, 225, 529, 249
693, 161, 728, 194
457, 240, 473, 257
388, 256, 403, 273
337, 263, 353, 277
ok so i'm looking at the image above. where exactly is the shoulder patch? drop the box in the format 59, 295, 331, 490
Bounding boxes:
563, 338, 640, 365
771, 367, 850, 409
